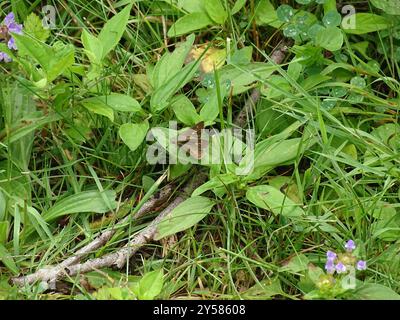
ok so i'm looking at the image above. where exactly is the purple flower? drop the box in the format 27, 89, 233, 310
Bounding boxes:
7, 37, 17, 50
356, 260, 367, 271
335, 262, 347, 274
345, 240, 356, 252
0, 12, 23, 63
326, 250, 337, 261
0, 52, 11, 63
3, 12, 15, 26
325, 260, 335, 274
8, 23, 22, 35
3, 12, 23, 34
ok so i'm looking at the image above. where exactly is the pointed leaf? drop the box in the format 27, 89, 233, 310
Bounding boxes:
155, 196, 215, 240
246, 185, 305, 217
119, 121, 149, 152
98, 5, 132, 58
43, 190, 117, 222
137, 270, 164, 300
168, 13, 213, 37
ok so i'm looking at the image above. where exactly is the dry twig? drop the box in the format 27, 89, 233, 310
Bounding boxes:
12, 184, 174, 286
12, 178, 204, 287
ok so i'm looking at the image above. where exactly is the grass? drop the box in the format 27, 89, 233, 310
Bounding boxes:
0, 0, 400, 300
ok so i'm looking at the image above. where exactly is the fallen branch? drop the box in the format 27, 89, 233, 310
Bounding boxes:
11, 183, 175, 287
234, 41, 291, 127
66, 196, 184, 275
12, 177, 205, 287
63, 183, 175, 266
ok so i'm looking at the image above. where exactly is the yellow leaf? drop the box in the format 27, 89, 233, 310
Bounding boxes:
186, 44, 226, 74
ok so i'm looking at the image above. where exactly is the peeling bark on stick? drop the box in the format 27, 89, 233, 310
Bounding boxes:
12, 177, 205, 287
12, 184, 175, 287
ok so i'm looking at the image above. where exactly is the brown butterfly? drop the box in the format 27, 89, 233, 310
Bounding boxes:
177, 121, 209, 160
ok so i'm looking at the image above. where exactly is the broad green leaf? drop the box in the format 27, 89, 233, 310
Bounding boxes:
232, 0, 247, 15
151, 34, 195, 89
150, 61, 200, 113
370, 202, 400, 242
151, 127, 175, 152
93, 286, 136, 300
89, 94, 142, 113
231, 47, 253, 65
373, 220, 400, 242
119, 121, 149, 152
246, 185, 305, 217
46, 42, 75, 82
254, 138, 303, 169
0, 244, 19, 275
370, 0, 400, 15
192, 173, 239, 196
86, 271, 110, 289
287, 59, 303, 81
12, 33, 51, 68
255, 0, 281, 28
169, 163, 192, 179
137, 270, 164, 300
98, 4, 132, 59
353, 283, 400, 300
342, 13, 390, 34
242, 124, 313, 180
261, 75, 291, 99
242, 278, 283, 300
268, 176, 301, 203
81, 99, 114, 121
155, 196, 215, 240
200, 84, 228, 122
43, 190, 117, 222
205, 0, 228, 24
167, 12, 213, 37
180, 0, 206, 13
171, 95, 201, 126
24, 13, 50, 42
279, 254, 309, 273
81, 29, 103, 64
107, 287, 130, 300
371, 123, 400, 150
301, 74, 331, 90
315, 26, 343, 51
218, 62, 278, 95
13, 34, 75, 82
142, 175, 156, 193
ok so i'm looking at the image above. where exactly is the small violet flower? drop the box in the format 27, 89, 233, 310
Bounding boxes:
344, 240, 356, 252
0, 12, 23, 62
326, 250, 337, 261
356, 260, 367, 271
7, 37, 17, 50
325, 260, 336, 274
335, 262, 347, 274
4, 12, 23, 35
0, 52, 11, 62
